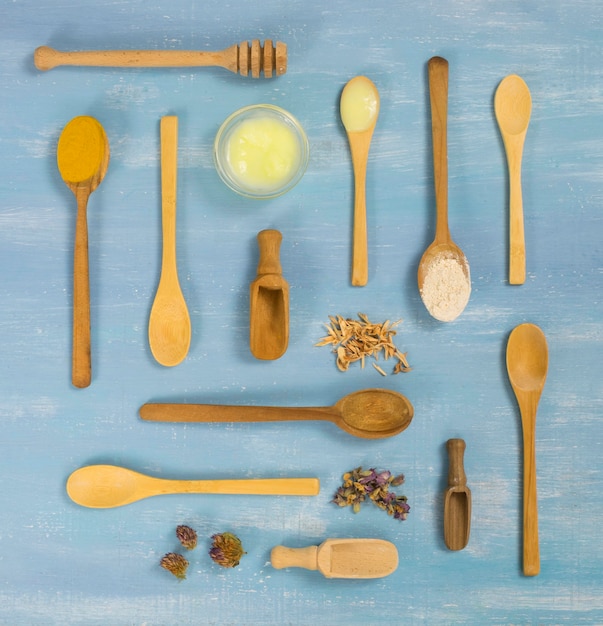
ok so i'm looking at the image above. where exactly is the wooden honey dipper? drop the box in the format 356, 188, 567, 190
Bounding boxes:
34, 39, 287, 77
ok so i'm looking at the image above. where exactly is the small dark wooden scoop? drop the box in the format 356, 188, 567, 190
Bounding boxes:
444, 438, 471, 550
249, 229, 289, 360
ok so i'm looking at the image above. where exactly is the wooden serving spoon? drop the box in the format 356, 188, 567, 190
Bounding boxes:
35, 40, 287, 77
57, 116, 109, 388
66, 465, 320, 508
270, 538, 398, 579
148, 116, 191, 367
340, 76, 380, 286
506, 323, 548, 576
495, 75, 532, 285
444, 438, 471, 551
139, 388, 414, 439
249, 229, 289, 360
417, 57, 471, 322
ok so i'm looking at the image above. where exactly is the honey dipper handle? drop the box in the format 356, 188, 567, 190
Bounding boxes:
446, 438, 467, 488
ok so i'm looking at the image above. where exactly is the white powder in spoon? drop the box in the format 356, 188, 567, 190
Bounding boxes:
420, 255, 471, 322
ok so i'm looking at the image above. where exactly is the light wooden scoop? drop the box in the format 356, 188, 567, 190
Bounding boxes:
35, 40, 287, 77
271, 538, 398, 579
506, 323, 548, 576
249, 229, 289, 360
340, 76, 380, 286
67, 465, 320, 508
57, 116, 110, 388
139, 388, 414, 439
444, 438, 471, 551
148, 116, 191, 367
495, 75, 532, 285
418, 57, 471, 322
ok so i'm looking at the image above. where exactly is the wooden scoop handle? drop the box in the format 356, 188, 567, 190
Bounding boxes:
256, 229, 283, 276
34, 40, 287, 77
270, 545, 318, 570
447, 438, 467, 487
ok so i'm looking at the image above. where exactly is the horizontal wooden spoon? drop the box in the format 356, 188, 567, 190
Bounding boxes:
443, 438, 471, 551
35, 40, 287, 77
249, 229, 289, 360
506, 323, 548, 576
57, 116, 110, 388
270, 538, 398, 579
139, 388, 413, 439
67, 465, 320, 508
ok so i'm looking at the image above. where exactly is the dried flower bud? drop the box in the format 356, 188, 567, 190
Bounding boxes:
176, 525, 198, 550
160, 552, 189, 580
209, 532, 246, 568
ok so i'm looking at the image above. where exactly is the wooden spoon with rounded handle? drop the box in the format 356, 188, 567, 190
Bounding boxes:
506, 323, 548, 576
57, 116, 110, 388
67, 465, 320, 508
495, 75, 532, 284
148, 116, 191, 366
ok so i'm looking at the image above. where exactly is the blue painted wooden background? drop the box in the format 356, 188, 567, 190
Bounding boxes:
1, 1, 602, 624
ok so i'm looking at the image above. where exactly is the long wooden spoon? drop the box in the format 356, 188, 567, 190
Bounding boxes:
35, 40, 287, 77
506, 323, 548, 576
270, 538, 398, 579
67, 465, 320, 508
495, 75, 532, 285
443, 438, 471, 551
148, 116, 191, 366
340, 76, 380, 286
249, 229, 289, 360
139, 388, 413, 439
418, 57, 471, 322
57, 116, 109, 388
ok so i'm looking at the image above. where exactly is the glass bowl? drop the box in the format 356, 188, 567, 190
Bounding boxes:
213, 104, 309, 199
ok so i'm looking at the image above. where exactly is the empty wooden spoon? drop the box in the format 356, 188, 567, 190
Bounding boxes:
67, 464, 320, 508
148, 116, 191, 366
249, 229, 289, 360
340, 76, 380, 286
495, 75, 532, 285
444, 438, 471, 551
418, 57, 471, 322
139, 388, 413, 439
506, 323, 548, 576
57, 115, 110, 388
270, 538, 398, 579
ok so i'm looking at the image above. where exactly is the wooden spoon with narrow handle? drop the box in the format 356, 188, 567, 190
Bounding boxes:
57, 116, 110, 388
271, 538, 398, 579
495, 75, 532, 284
340, 76, 380, 286
506, 323, 548, 576
148, 116, 191, 366
67, 465, 320, 508
139, 388, 414, 439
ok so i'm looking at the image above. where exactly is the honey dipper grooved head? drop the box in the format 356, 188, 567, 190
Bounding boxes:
240, 40, 287, 77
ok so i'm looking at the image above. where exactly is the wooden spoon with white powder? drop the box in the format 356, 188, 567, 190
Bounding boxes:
418, 56, 471, 322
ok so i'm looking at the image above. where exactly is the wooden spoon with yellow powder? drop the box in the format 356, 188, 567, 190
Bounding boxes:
57, 116, 109, 388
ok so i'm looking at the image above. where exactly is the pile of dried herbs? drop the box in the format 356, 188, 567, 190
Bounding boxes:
316, 313, 411, 376
332, 467, 410, 521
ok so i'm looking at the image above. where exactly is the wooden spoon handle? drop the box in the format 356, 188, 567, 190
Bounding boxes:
256, 229, 283, 276
139, 402, 336, 423
160, 116, 179, 281
508, 135, 526, 284
521, 402, 540, 576
270, 545, 318, 570
350, 139, 369, 287
72, 187, 91, 388
428, 56, 450, 245
155, 477, 320, 497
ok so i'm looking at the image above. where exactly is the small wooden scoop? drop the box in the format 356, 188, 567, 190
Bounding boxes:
444, 438, 471, 551
250, 229, 289, 360
35, 40, 287, 77
270, 538, 398, 579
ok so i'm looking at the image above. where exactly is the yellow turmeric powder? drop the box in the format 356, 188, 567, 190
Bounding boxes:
57, 116, 107, 183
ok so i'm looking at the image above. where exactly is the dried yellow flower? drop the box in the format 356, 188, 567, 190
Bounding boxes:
160, 552, 189, 580
209, 532, 246, 568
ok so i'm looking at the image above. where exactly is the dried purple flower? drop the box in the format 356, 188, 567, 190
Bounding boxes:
209, 532, 246, 568
160, 552, 189, 580
332, 466, 410, 521
176, 525, 198, 550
